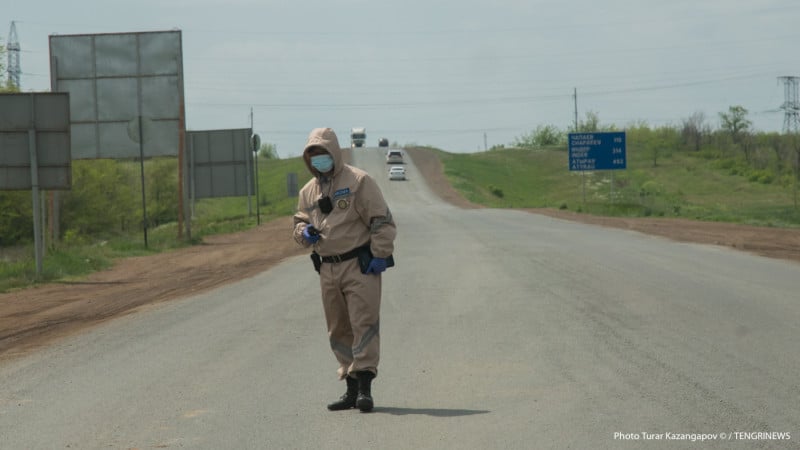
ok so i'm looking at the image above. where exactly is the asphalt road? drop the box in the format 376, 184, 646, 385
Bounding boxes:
1, 147, 798, 449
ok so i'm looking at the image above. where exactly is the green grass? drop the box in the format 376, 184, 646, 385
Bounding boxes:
427, 145, 800, 227
0, 244, 115, 292
436, 146, 575, 208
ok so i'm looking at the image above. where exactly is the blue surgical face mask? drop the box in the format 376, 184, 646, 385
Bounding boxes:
310, 154, 334, 173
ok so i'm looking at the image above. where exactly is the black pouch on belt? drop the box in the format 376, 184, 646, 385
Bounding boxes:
356, 245, 395, 274
310, 252, 322, 273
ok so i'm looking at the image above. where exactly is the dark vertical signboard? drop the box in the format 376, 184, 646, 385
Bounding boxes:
0, 93, 72, 190
0, 92, 72, 275
187, 128, 254, 199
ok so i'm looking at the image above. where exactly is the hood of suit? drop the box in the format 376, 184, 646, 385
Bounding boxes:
303, 128, 344, 178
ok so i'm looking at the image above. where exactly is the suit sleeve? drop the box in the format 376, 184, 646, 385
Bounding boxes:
355, 175, 396, 258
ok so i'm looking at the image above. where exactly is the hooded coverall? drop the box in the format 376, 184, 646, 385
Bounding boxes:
293, 128, 397, 380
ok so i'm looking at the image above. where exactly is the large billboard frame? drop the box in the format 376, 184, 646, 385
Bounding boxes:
49, 30, 184, 160
49, 30, 188, 244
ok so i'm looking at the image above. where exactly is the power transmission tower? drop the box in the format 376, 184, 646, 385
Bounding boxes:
7, 21, 21, 88
778, 76, 800, 134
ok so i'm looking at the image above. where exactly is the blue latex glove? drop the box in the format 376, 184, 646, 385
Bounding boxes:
302, 224, 320, 244
366, 257, 387, 274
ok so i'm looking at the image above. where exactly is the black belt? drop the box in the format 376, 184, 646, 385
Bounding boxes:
320, 246, 364, 263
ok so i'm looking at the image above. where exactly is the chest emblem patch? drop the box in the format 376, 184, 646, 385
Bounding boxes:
333, 187, 351, 199
337, 199, 350, 210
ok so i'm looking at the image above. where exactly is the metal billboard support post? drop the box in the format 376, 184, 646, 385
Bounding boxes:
178, 75, 187, 241
177, 121, 185, 241
40, 190, 47, 253
252, 131, 261, 225
138, 116, 149, 248
29, 129, 44, 276
189, 134, 196, 222
50, 57, 61, 247
185, 134, 193, 241
254, 151, 261, 225
244, 132, 253, 217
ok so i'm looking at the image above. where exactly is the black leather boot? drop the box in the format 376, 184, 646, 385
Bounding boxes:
356, 371, 375, 412
327, 376, 358, 411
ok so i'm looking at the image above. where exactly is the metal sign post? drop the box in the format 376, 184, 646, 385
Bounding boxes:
245, 131, 253, 217
252, 133, 261, 225
28, 128, 43, 274
138, 116, 149, 248
127, 116, 151, 248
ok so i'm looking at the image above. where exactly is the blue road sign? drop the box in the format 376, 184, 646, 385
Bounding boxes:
568, 132, 627, 171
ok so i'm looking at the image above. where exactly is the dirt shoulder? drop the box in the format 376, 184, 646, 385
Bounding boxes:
527, 209, 800, 264
1, 147, 798, 363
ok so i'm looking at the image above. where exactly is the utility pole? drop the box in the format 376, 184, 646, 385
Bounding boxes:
778, 76, 800, 209
573, 88, 579, 132
7, 21, 21, 88
574, 87, 585, 203
251, 107, 261, 224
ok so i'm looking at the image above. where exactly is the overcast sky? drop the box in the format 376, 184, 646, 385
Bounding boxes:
6, 0, 800, 157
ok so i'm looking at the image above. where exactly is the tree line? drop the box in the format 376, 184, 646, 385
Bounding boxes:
511, 107, 800, 190
0, 144, 279, 248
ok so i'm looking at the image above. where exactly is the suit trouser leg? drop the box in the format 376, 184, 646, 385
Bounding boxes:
319, 258, 381, 379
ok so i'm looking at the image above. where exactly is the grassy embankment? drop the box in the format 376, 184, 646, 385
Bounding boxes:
420, 146, 800, 228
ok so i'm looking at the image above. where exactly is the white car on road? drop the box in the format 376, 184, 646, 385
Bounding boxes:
386, 150, 404, 164
388, 166, 406, 181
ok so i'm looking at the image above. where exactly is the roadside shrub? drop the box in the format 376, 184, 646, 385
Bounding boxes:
639, 181, 663, 198
488, 185, 504, 198
747, 170, 774, 184
0, 192, 33, 245
713, 159, 735, 170
62, 229, 88, 246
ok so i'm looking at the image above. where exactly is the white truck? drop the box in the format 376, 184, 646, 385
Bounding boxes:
350, 127, 366, 148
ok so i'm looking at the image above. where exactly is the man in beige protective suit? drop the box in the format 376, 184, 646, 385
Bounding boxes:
293, 128, 397, 412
